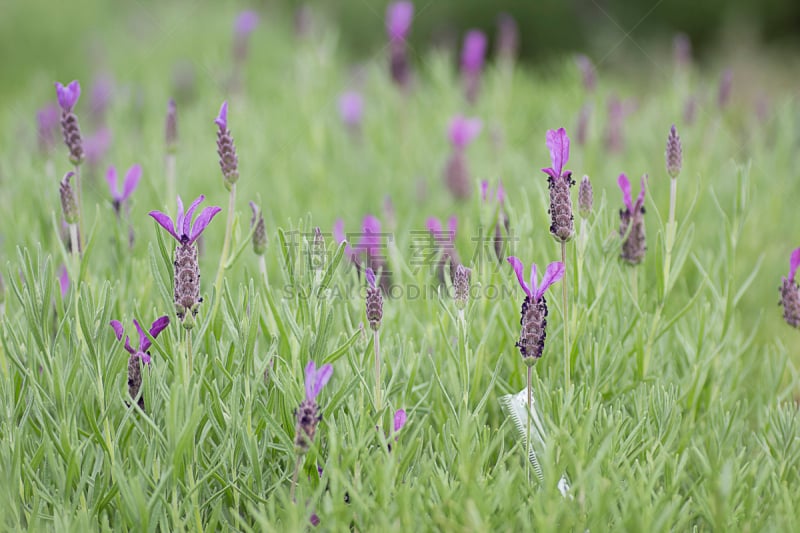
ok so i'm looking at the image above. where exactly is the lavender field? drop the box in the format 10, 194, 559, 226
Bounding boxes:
1, 1, 800, 531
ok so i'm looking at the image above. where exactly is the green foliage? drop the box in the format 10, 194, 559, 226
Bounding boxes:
1, 2, 799, 531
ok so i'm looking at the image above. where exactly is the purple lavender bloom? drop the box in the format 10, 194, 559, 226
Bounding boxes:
295, 361, 333, 452
542, 128, 575, 242
106, 164, 142, 213
216, 101, 239, 189
89, 74, 113, 125
84, 127, 112, 167
110, 315, 170, 409
507, 257, 565, 363
445, 116, 482, 200
58, 265, 70, 297
36, 104, 60, 155
461, 30, 487, 104
235, 10, 259, 36
575, 55, 596, 92
618, 173, 647, 264
449, 116, 482, 149
55, 81, 81, 113
665, 125, 682, 179
780, 248, 800, 328
386, 2, 414, 88
149, 195, 221, 245
365, 267, 384, 330
718, 69, 733, 109
496, 13, 518, 64
304, 360, 333, 401
394, 409, 407, 433
673, 33, 692, 69
338, 91, 363, 132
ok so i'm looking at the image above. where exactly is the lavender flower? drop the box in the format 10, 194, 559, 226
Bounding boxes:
461, 30, 487, 104
365, 268, 384, 331
294, 361, 333, 453
59, 172, 79, 224
55, 80, 85, 165
496, 13, 518, 64
106, 164, 142, 215
453, 264, 471, 310
665, 125, 682, 179
149, 195, 222, 327
338, 91, 363, 135
507, 257, 565, 364
394, 409, 407, 433
445, 116, 482, 200
575, 55, 596, 92
215, 101, 239, 190
165, 99, 178, 154
249, 202, 267, 256
618, 174, 647, 264
718, 69, 733, 109
36, 104, 60, 155
58, 265, 70, 298
541, 128, 575, 242
386, 2, 414, 88
233, 10, 259, 68
780, 248, 800, 328
578, 175, 593, 218
110, 316, 170, 409
481, 180, 509, 262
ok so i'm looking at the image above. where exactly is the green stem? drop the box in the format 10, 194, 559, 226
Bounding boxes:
211, 183, 237, 318
561, 241, 570, 389
73, 164, 84, 252
289, 454, 303, 503
526, 365, 532, 485
663, 177, 678, 299
166, 154, 176, 209
374, 329, 382, 412
186, 327, 193, 380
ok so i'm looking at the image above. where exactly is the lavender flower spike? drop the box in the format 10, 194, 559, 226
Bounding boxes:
578, 175, 593, 219
365, 268, 384, 331
542, 128, 576, 242
386, 2, 414, 88
780, 248, 800, 328
618, 174, 647, 264
150, 196, 221, 326
59, 172, 79, 224
665, 125, 682, 179
394, 409, 407, 433
295, 361, 333, 453
507, 257, 565, 364
110, 316, 170, 409
215, 101, 239, 190
106, 164, 142, 214
339, 91, 363, 134
461, 30, 487, 104
55, 80, 84, 165
249, 202, 267, 256
445, 116, 482, 200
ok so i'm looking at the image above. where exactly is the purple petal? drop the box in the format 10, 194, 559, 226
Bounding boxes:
148, 211, 180, 242
461, 30, 487, 73
534, 261, 565, 301
789, 248, 800, 283
506, 256, 531, 297
106, 166, 120, 199
58, 265, 69, 298
109, 320, 125, 341
426, 217, 442, 235
394, 409, 407, 432
215, 101, 228, 130
149, 315, 170, 341
338, 91, 363, 126
123, 336, 135, 355
496, 181, 505, 204
528, 263, 539, 301
366, 267, 376, 289
235, 10, 259, 36
545, 128, 570, 178
618, 173, 632, 211
634, 175, 647, 210
189, 206, 222, 244
84, 127, 112, 165
333, 219, 345, 244
121, 164, 142, 202
480, 180, 489, 201
183, 195, 206, 238
362, 214, 381, 235
138, 352, 152, 365
449, 115, 482, 149
358, 215, 382, 257
386, 1, 414, 41
133, 319, 147, 352
311, 363, 333, 399
55, 80, 81, 111
304, 360, 318, 399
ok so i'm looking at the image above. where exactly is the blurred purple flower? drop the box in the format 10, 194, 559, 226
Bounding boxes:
149, 195, 222, 245
37, 104, 60, 154
673, 33, 692, 69
618, 173, 647, 264
106, 164, 142, 213
386, 2, 413, 41
575, 55, 596, 92
304, 360, 333, 401
84, 127, 112, 167
338, 91, 363, 131
683, 95, 697, 125
605, 97, 626, 153
165, 99, 178, 152
89, 74, 113, 124
718, 69, 733, 109
575, 103, 591, 145
216, 101, 239, 189
449, 115, 482, 149
496, 13, 518, 63
55, 81, 81, 113
461, 30, 487, 104
394, 409, 407, 432
55, 80, 85, 165
58, 265, 70, 297
110, 316, 170, 365
235, 10, 259, 36
445, 116, 481, 200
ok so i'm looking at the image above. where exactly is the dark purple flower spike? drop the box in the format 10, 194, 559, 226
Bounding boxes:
780, 248, 800, 328
365, 267, 384, 331
110, 316, 170, 409
55, 80, 85, 165
507, 257, 564, 364
618, 173, 647, 264
445, 116, 482, 200
461, 30, 487, 104
106, 164, 142, 214
215, 101, 239, 190
295, 361, 333, 453
150, 196, 221, 327
386, 2, 414, 89
542, 128, 575, 242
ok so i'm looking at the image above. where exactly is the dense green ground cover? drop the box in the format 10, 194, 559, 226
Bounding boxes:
1, 2, 799, 531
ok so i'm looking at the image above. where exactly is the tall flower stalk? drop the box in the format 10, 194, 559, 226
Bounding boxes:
291, 361, 333, 501
106, 164, 142, 249
59, 172, 80, 261
165, 99, 178, 204
664, 125, 683, 294
365, 268, 384, 411
386, 2, 414, 90
149, 195, 221, 376
212, 101, 239, 314
507, 257, 564, 482
55, 81, 85, 249
461, 30, 487, 105
541, 128, 575, 387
